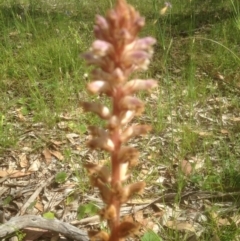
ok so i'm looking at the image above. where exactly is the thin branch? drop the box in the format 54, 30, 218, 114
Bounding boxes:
0, 215, 89, 241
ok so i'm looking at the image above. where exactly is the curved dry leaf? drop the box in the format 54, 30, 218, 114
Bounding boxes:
35, 201, 44, 212
19, 153, 29, 168
42, 148, 52, 165
166, 220, 195, 232
16, 108, 26, 122
50, 150, 64, 161
181, 160, 192, 176
0, 170, 31, 178
231, 117, 240, 122
28, 160, 41, 172
220, 129, 229, 134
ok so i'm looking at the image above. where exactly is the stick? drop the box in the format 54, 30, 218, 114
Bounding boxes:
0, 215, 89, 241
18, 176, 54, 216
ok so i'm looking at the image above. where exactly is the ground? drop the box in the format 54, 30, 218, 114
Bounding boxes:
0, 0, 240, 240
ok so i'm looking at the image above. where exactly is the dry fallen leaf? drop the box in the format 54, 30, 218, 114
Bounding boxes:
166, 220, 195, 232
50, 140, 64, 146
28, 160, 41, 172
66, 133, 79, 144
220, 129, 229, 134
9, 31, 19, 36
35, 201, 44, 212
197, 131, 212, 136
181, 160, 192, 176
57, 121, 68, 130
16, 108, 26, 122
50, 150, 64, 161
0, 170, 31, 178
217, 217, 230, 226
66, 133, 79, 139
210, 211, 230, 226
18, 153, 29, 168
134, 210, 144, 223
231, 117, 240, 122
42, 148, 52, 165
133, 211, 159, 232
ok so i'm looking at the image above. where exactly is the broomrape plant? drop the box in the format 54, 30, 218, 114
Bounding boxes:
81, 0, 157, 240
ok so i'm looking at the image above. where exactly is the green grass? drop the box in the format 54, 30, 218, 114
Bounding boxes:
0, 0, 240, 240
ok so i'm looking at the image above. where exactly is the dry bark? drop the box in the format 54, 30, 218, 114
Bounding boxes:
0, 215, 89, 241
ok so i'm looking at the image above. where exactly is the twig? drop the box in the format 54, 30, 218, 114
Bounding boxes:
0, 215, 89, 241
17, 176, 54, 216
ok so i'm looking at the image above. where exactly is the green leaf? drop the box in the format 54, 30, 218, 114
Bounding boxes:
77, 202, 99, 219
43, 211, 55, 219
15, 229, 26, 241
141, 230, 162, 241
77, 205, 86, 219
78, 124, 87, 134
3, 196, 12, 206
55, 171, 67, 183
66, 194, 75, 205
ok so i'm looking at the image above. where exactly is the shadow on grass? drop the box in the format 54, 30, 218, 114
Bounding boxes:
158, 8, 234, 37
0, 2, 94, 30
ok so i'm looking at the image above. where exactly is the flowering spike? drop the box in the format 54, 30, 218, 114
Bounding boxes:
82, 0, 157, 240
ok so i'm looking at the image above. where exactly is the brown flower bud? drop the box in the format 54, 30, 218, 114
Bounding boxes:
91, 40, 114, 57
107, 115, 120, 129
95, 178, 112, 204
84, 163, 111, 183
118, 146, 139, 167
119, 162, 129, 181
113, 181, 145, 204
111, 68, 126, 84
87, 137, 115, 152
99, 204, 117, 220
88, 126, 108, 137
119, 96, 144, 115
125, 37, 156, 52
120, 125, 152, 142
119, 110, 135, 125
118, 221, 140, 238
81, 102, 111, 119
122, 50, 151, 70
88, 230, 109, 241
122, 79, 158, 95
87, 81, 112, 95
